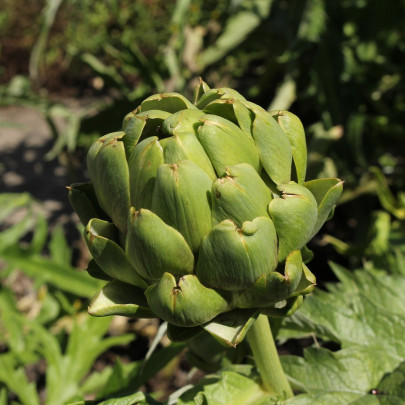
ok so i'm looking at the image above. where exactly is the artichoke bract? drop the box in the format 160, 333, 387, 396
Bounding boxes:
69, 80, 343, 344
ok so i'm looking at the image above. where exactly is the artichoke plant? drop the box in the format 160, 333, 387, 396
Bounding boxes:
68, 80, 342, 348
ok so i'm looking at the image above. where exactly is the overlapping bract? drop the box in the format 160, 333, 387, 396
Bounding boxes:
69, 81, 343, 339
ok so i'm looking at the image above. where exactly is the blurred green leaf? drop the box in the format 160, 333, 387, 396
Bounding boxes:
0, 288, 40, 363
29, 0, 64, 82
33, 315, 134, 405
49, 224, 72, 265
1, 253, 103, 297
0, 354, 40, 405
198, 0, 274, 68
0, 193, 32, 223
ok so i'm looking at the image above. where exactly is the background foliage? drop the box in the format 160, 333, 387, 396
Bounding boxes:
1, 0, 404, 403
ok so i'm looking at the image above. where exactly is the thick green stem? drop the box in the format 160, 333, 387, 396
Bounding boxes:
247, 314, 294, 398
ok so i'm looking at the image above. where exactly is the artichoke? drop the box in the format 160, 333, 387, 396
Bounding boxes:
68, 81, 343, 345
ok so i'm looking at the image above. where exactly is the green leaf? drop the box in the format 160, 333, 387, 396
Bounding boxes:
29, 0, 63, 82
198, 0, 274, 68
283, 346, 396, 398
0, 354, 40, 405
234, 251, 308, 309
202, 309, 260, 348
211, 163, 272, 227
0, 288, 40, 363
167, 324, 203, 342
284, 391, 367, 405
186, 331, 247, 373
145, 273, 230, 327
304, 178, 343, 238
86, 132, 130, 233
250, 108, 292, 185
280, 264, 405, 400
26, 214, 48, 255
128, 136, 164, 210
123, 110, 170, 156
80, 362, 139, 398
203, 99, 252, 135
49, 224, 72, 265
197, 217, 278, 292
0, 252, 102, 297
34, 315, 135, 405
95, 359, 142, 400
152, 160, 213, 253
0, 192, 31, 223
286, 263, 405, 346
0, 208, 37, 253
88, 280, 154, 318
81, 53, 126, 89
126, 208, 194, 281
270, 111, 307, 184
0, 388, 7, 405
177, 365, 275, 404
84, 218, 148, 288
67, 182, 107, 227
371, 166, 405, 220
376, 360, 405, 400
131, 342, 186, 391
268, 183, 318, 262
196, 114, 260, 177
140, 92, 197, 113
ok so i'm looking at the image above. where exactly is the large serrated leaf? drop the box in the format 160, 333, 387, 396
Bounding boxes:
279, 263, 405, 400
283, 346, 397, 397
376, 360, 405, 400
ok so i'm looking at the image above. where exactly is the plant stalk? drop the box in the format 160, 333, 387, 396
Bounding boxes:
247, 314, 294, 398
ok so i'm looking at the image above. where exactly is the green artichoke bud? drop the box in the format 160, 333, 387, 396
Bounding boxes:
196, 114, 260, 176
211, 163, 272, 227
145, 273, 230, 327
234, 249, 303, 308
86, 132, 130, 233
122, 109, 170, 156
67, 182, 106, 226
203, 99, 252, 134
152, 160, 212, 252
126, 207, 194, 281
269, 183, 318, 262
250, 108, 292, 185
69, 80, 342, 343
269, 110, 307, 184
196, 87, 247, 109
193, 77, 211, 104
196, 217, 278, 291
139, 92, 197, 113
84, 218, 147, 288
128, 136, 164, 210
162, 109, 217, 180
89, 280, 154, 318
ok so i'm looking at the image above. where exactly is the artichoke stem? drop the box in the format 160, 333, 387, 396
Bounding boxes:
247, 314, 294, 398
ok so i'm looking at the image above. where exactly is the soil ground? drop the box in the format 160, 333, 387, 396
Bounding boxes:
0, 106, 77, 225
